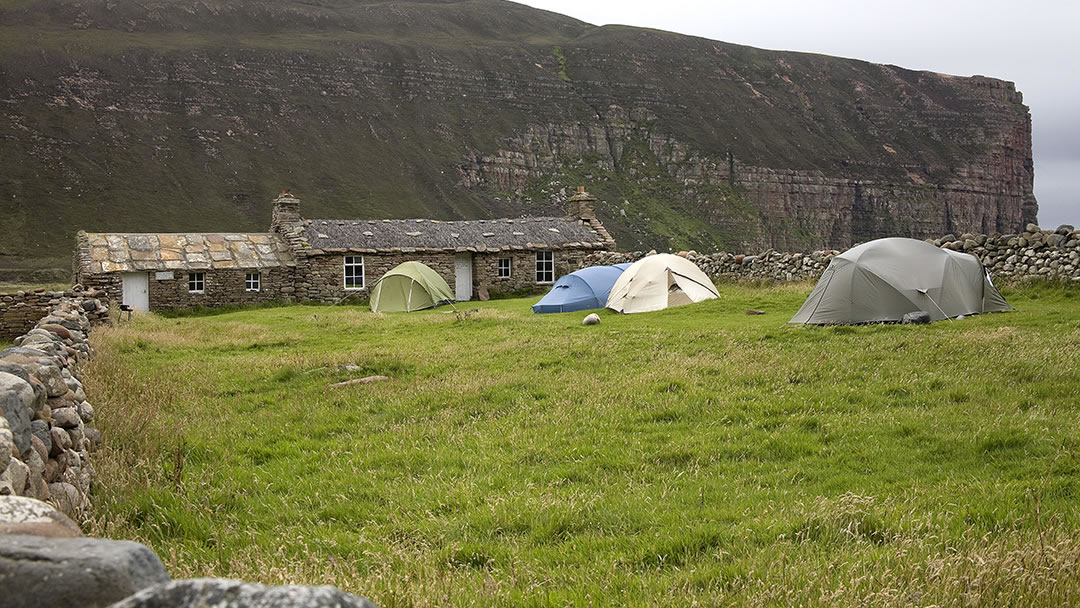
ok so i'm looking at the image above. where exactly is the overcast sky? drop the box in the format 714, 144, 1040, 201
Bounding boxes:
517, 0, 1078, 228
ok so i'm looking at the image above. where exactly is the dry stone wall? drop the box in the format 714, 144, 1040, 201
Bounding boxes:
0, 292, 384, 608
1, 289, 111, 342
586, 225, 1080, 283
0, 293, 105, 518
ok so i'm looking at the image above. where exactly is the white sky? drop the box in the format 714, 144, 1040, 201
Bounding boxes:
517, 0, 1079, 228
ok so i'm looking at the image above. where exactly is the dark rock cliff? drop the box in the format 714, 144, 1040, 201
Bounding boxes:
0, 0, 1036, 272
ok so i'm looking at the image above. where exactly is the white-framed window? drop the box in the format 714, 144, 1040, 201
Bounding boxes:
188, 272, 205, 293
497, 258, 512, 278
245, 272, 261, 292
344, 256, 365, 289
536, 251, 554, 283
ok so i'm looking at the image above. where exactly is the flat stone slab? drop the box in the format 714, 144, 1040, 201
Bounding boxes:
329, 376, 389, 387
0, 535, 169, 608
0, 496, 82, 537
109, 578, 378, 608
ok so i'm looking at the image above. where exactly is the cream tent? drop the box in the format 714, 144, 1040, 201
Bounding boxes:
790, 237, 1013, 324
605, 253, 720, 314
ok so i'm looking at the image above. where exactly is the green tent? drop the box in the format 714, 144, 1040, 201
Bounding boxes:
369, 261, 455, 312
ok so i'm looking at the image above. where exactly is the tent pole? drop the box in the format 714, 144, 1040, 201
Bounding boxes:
920, 291, 953, 321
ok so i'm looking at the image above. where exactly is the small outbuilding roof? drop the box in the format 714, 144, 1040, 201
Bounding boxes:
80, 232, 296, 273
290, 216, 610, 254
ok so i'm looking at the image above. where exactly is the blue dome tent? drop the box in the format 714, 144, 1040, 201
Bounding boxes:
532, 264, 631, 314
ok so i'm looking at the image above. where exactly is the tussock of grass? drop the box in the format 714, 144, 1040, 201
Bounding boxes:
83, 282, 1080, 606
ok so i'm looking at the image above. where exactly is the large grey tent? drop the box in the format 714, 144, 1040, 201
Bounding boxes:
790, 237, 1012, 324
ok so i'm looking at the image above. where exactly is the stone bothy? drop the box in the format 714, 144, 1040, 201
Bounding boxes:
75, 189, 615, 311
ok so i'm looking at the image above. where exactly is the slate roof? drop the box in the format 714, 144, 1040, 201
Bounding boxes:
292, 216, 610, 254
82, 233, 296, 273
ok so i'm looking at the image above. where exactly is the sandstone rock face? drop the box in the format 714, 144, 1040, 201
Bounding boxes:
109, 579, 378, 608
0, 535, 170, 608
462, 108, 1036, 253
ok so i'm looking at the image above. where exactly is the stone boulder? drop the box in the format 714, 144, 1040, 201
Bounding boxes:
0, 495, 82, 537
0, 416, 12, 473
902, 311, 932, 325
0, 371, 37, 460
48, 481, 90, 518
30, 420, 52, 453
0, 457, 30, 496
0, 535, 169, 608
108, 579, 378, 608
51, 407, 81, 429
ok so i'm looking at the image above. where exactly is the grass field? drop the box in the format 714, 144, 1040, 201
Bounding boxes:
0, 281, 74, 293
84, 282, 1080, 607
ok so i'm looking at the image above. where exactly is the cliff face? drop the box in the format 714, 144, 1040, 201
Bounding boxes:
0, 0, 1036, 272
458, 54, 1037, 252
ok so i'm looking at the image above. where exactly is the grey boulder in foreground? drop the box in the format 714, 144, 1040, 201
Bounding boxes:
0, 534, 170, 608
108, 578, 379, 608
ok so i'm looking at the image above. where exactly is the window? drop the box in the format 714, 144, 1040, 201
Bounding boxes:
344, 256, 365, 289
535, 251, 554, 283
497, 258, 512, 278
188, 272, 205, 293
245, 272, 261, 292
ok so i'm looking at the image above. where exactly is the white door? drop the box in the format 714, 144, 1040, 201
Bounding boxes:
454, 253, 473, 301
121, 272, 149, 311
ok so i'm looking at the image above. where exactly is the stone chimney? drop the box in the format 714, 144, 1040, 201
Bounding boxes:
270, 190, 301, 230
566, 186, 597, 220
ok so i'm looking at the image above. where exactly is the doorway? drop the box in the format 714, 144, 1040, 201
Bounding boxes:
454, 253, 473, 301
120, 272, 149, 311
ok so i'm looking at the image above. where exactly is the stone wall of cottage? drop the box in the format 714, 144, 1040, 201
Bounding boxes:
296, 253, 458, 302
474, 250, 589, 295
146, 267, 297, 311
585, 224, 1080, 283
1, 290, 112, 343
296, 250, 594, 302
0, 294, 105, 515
80, 274, 123, 307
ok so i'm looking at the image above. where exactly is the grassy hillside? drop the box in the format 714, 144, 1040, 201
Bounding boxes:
0, 0, 1034, 277
84, 282, 1080, 606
